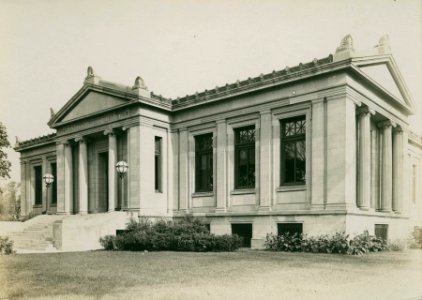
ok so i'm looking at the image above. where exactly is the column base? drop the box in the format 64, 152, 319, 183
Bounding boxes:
358, 206, 370, 211
215, 208, 227, 213
378, 209, 392, 213
78, 211, 88, 215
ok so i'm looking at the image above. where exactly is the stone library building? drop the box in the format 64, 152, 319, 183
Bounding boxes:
14, 35, 422, 250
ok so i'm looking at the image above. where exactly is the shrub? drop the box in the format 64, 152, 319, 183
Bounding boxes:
265, 231, 386, 255
347, 231, 387, 255
265, 232, 302, 252
0, 236, 15, 255
100, 217, 241, 252
388, 240, 405, 251
328, 232, 349, 254
410, 227, 422, 248
99, 235, 117, 250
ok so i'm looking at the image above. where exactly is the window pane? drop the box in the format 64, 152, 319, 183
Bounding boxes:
195, 134, 213, 192
155, 137, 162, 191
235, 126, 255, 189
236, 127, 255, 144
281, 116, 306, 185
296, 140, 306, 182
278, 223, 303, 236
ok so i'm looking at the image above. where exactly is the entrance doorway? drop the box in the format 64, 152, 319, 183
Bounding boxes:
98, 152, 109, 212
231, 223, 253, 248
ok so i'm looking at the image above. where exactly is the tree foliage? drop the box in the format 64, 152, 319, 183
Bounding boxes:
0, 181, 20, 221
0, 122, 11, 179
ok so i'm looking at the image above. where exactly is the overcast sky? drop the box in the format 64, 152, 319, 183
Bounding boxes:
0, 0, 421, 181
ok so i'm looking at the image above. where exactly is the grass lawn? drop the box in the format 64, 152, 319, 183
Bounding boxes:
1, 249, 421, 300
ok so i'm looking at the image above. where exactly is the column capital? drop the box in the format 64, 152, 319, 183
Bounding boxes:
216, 119, 226, 125
393, 125, 404, 133
74, 136, 86, 143
104, 128, 115, 136
357, 106, 375, 117
259, 109, 272, 116
377, 120, 396, 129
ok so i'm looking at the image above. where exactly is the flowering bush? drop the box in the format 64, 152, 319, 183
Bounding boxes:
265, 231, 386, 255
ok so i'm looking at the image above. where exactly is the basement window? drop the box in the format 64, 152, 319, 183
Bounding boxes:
277, 223, 303, 236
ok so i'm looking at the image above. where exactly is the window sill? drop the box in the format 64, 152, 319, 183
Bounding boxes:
155, 190, 163, 194
192, 192, 214, 198
277, 185, 306, 192
231, 189, 256, 195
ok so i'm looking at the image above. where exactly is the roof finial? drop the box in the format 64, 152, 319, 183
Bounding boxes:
15, 136, 20, 147
333, 34, 355, 62
84, 66, 101, 84
87, 66, 95, 78
336, 34, 354, 53
375, 34, 391, 54
133, 76, 147, 89
50, 107, 55, 118
132, 76, 150, 98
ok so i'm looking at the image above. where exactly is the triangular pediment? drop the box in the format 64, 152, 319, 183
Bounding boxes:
49, 84, 137, 128
352, 56, 414, 112
61, 91, 128, 122
359, 64, 405, 104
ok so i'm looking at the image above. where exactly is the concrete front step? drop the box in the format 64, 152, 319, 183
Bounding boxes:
5, 212, 131, 253
3, 216, 64, 253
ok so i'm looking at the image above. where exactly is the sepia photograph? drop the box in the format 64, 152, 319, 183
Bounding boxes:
0, 0, 421, 299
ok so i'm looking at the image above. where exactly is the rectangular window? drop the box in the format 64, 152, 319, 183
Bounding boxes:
281, 116, 306, 185
155, 137, 162, 192
34, 166, 42, 205
375, 224, 388, 240
195, 133, 213, 192
235, 126, 256, 189
277, 223, 303, 236
51, 163, 57, 205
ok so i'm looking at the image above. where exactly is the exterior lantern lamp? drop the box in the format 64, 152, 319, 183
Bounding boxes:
43, 173, 54, 214
116, 161, 128, 210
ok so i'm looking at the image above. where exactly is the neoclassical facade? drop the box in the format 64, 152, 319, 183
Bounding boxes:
15, 35, 422, 248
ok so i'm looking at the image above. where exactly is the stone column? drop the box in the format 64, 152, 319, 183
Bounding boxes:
179, 128, 189, 212
357, 107, 373, 210
259, 111, 272, 211
127, 126, 141, 211
216, 120, 227, 212
63, 142, 73, 214
379, 120, 393, 212
56, 142, 65, 214
370, 127, 379, 209
392, 126, 404, 213
76, 137, 88, 214
105, 129, 117, 212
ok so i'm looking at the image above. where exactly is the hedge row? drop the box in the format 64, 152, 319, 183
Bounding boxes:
265, 231, 387, 255
100, 217, 242, 252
